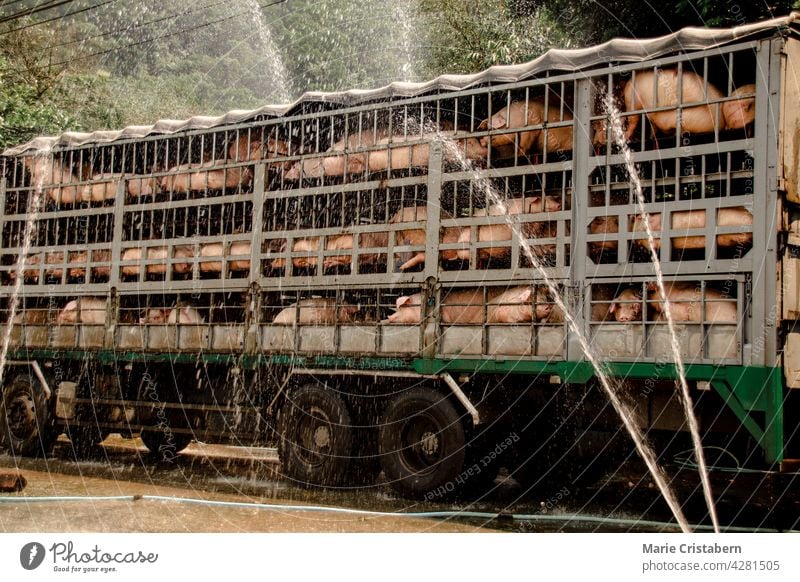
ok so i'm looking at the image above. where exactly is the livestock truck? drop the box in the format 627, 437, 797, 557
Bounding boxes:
1, 14, 800, 499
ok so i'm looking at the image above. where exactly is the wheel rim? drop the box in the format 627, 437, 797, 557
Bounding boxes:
295, 405, 335, 467
398, 411, 444, 475
5, 390, 37, 441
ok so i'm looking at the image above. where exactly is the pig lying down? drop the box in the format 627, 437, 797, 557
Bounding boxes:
456, 196, 562, 264
9, 250, 112, 282
138, 305, 204, 324
283, 130, 488, 180
272, 298, 359, 325
630, 206, 753, 251
608, 282, 737, 323
386, 286, 560, 324
56, 298, 108, 325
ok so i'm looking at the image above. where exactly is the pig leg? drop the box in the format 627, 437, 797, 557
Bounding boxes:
397, 252, 425, 271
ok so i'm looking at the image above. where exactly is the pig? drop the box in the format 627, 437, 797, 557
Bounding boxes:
7, 254, 41, 281
320, 233, 361, 271
486, 286, 543, 323
166, 304, 205, 324
9, 252, 69, 280
595, 69, 727, 144
391, 206, 432, 271
385, 286, 553, 324
272, 298, 359, 325
120, 246, 193, 276
630, 207, 753, 251
284, 129, 487, 180
199, 242, 225, 273
66, 250, 111, 279
647, 282, 737, 322
23, 155, 85, 205
80, 174, 159, 202
479, 98, 574, 159
390, 206, 465, 271
228, 131, 292, 168
284, 128, 390, 180
721, 84, 756, 130
609, 288, 643, 322
120, 248, 143, 277
139, 308, 171, 324
140, 246, 194, 275
228, 241, 252, 272
199, 241, 252, 272
455, 196, 561, 263
160, 161, 252, 193
11, 309, 50, 325
588, 215, 620, 260
320, 231, 390, 271
270, 237, 323, 270
56, 298, 107, 325
364, 131, 488, 173
172, 245, 195, 274
386, 293, 424, 324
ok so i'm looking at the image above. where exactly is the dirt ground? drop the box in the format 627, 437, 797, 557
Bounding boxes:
1, 434, 798, 533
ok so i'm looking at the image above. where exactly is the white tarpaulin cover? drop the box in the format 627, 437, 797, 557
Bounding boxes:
4, 12, 799, 157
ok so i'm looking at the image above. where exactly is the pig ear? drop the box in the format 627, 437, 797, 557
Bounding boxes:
517, 288, 533, 303
609, 302, 617, 314
478, 118, 489, 131
489, 114, 507, 130
396, 296, 411, 308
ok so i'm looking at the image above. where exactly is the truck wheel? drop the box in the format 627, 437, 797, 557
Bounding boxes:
378, 387, 466, 499
277, 383, 353, 487
140, 428, 192, 461
0, 373, 58, 457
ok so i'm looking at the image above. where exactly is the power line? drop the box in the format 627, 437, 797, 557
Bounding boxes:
1, 0, 117, 35
49, 0, 288, 67
38, 0, 233, 51
0, 0, 77, 25
0, 0, 44, 10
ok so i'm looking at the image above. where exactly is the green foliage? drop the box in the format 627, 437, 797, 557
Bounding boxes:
417, 0, 571, 74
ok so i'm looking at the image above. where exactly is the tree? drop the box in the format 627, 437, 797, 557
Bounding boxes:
417, 0, 572, 74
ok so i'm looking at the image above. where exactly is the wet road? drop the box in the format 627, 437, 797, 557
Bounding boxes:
1, 435, 798, 533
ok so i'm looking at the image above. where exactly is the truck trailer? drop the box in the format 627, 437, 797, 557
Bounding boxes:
1, 14, 799, 499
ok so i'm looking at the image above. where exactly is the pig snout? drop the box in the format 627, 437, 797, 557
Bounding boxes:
609, 289, 643, 322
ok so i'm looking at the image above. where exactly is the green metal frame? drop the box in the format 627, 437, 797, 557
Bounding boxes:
14, 347, 784, 463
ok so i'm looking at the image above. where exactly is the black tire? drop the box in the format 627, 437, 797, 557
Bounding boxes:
140, 428, 192, 461
277, 383, 353, 487
378, 387, 467, 499
0, 373, 58, 457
